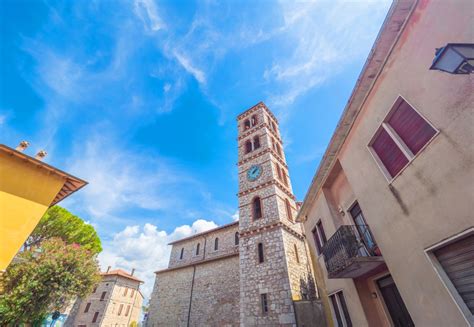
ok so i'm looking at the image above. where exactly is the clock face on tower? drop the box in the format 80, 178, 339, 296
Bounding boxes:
247, 165, 262, 181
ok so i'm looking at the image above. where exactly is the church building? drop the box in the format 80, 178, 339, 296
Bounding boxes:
147, 103, 319, 326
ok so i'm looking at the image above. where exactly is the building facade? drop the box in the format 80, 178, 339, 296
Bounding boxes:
296, 0, 474, 326
147, 103, 319, 326
66, 269, 144, 327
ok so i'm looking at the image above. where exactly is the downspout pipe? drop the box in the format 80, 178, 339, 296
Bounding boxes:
187, 236, 205, 327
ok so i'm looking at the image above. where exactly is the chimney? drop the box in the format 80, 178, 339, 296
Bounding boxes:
15, 141, 30, 152
106, 266, 111, 273
131, 268, 135, 276
35, 150, 47, 161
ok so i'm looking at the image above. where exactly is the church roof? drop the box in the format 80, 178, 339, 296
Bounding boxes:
168, 221, 239, 245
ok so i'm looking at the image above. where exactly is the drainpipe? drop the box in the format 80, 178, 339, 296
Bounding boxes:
187, 236, 205, 327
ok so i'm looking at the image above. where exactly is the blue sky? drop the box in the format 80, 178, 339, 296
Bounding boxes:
1, 0, 391, 297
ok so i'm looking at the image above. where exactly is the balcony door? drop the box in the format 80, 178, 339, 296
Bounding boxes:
377, 275, 414, 327
349, 203, 376, 255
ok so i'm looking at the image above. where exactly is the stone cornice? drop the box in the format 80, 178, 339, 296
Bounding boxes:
237, 179, 296, 201
237, 148, 287, 169
238, 122, 283, 145
237, 101, 279, 124
239, 221, 304, 241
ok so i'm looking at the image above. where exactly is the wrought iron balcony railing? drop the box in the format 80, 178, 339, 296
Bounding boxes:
322, 225, 383, 278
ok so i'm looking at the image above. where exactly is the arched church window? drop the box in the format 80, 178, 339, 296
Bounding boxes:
251, 115, 257, 126
180, 247, 184, 260
258, 243, 264, 263
235, 232, 239, 245
214, 238, 219, 251
196, 243, 200, 255
244, 119, 251, 130
253, 197, 263, 219
285, 199, 293, 222
294, 244, 300, 263
253, 136, 260, 149
245, 140, 252, 154
282, 168, 288, 186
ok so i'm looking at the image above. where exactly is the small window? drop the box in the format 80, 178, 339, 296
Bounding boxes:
258, 243, 264, 263
92, 311, 99, 323
261, 293, 269, 315
118, 303, 123, 316
251, 115, 257, 126
312, 220, 327, 255
214, 238, 219, 251
124, 287, 128, 296
272, 138, 276, 151
244, 119, 251, 130
196, 243, 200, 255
285, 199, 293, 222
245, 140, 252, 154
276, 144, 282, 156
276, 165, 282, 180
84, 302, 91, 313
180, 247, 184, 260
282, 168, 288, 186
369, 97, 437, 179
93, 286, 97, 293
130, 289, 135, 298
100, 291, 106, 301
294, 244, 300, 263
125, 304, 131, 317
271, 121, 277, 132
329, 291, 352, 327
253, 136, 260, 149
253, 197, 263, 219
235, 232, 239, 245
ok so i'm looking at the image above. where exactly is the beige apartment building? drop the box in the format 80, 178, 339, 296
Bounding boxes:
66, 268, 144, 327
297, 0, 473, 326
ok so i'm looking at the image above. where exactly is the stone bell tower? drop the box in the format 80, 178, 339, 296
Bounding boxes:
237, 102, 314, 326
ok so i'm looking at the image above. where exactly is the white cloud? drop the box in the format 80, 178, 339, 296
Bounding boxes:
172, 50, 206, 85
163, 83, 171, 93
133, 0, 164, 32
232, 211, 239, 221
65, 133, 195, 219
98, 219, 218, 299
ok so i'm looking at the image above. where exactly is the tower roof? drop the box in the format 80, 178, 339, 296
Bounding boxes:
101, 269, 144, 283
237, 101, 278, 124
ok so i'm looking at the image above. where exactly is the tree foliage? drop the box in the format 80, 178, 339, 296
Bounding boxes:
0, 238, 101, 324
27, 206, 102, 254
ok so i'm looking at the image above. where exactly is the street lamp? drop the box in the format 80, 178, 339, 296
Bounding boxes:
430, 43, 474, 74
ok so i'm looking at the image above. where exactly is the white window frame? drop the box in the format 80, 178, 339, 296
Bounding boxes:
328, 289, 351, 327
425, 228, 474, 326
367, 95, 439, 183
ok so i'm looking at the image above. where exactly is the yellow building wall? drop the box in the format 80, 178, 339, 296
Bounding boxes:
0, 152, 65, 270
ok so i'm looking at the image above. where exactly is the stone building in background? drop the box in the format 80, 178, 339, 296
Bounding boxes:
147, 103, 325, 326
66, 268, 144, 327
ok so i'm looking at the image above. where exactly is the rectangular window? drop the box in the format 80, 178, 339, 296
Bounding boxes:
84, 302, 91, 313
312, 220, 327, 255
369, 97, 437, 180
92, 311, 99, 323
100, 291, 106, 301
118, 303, 124, 316
124, 287, 128, 296
125, 304, 131, 317
329, 291, 352, 327
130, 289, 135, 298
261, 293, 269, 315
431, 233, 474, 322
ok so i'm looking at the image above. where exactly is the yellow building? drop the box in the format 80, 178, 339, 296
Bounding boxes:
0, 143, 87, 271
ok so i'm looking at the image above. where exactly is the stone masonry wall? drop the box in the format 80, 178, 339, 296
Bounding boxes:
239, 228, 296, 326
147, 255, 239, 327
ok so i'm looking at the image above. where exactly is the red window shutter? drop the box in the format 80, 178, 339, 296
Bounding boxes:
388, 100, 436, 155
372, 128, 409, 178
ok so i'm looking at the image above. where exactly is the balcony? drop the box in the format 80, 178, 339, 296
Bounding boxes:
322, 225, 385, 279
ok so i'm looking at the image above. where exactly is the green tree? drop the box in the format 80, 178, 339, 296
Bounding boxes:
0, 237, 101, 324
26, 206, 102, 254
